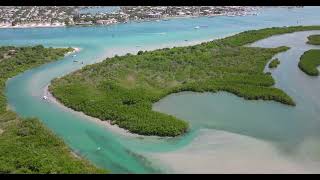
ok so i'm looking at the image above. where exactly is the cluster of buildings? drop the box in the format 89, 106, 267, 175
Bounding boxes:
70, 6, 261, 26
0, 6, 74, 28
0, 6, 301, 28
121, 6, 260, 21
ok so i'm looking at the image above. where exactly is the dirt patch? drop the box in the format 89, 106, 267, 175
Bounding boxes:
0, 129, 4, 135
127, 74, 136, 83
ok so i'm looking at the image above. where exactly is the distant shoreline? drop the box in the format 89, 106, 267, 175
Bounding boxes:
0, 10, 259, 30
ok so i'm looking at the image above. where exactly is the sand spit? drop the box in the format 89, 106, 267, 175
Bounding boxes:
150, 129, 319, 174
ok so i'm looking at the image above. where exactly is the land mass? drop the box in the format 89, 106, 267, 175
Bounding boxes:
306, 34, 320, 45
298, 49, 320, 76
0, 45, 106, 173
268, 58, 281, 69
50, 26, 320, 137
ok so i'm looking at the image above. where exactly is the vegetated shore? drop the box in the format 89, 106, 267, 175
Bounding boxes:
298, 49, 320, 76
306, 34, 320, 45
45, 85, 142, 138
0, 45, 107, 173
45, 33, 246, 138
49, 26, 320, 137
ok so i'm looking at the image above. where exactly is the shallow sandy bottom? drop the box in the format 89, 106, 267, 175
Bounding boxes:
149, 129, 320, 174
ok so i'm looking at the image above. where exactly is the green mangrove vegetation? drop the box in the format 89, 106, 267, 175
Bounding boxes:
50, 26, 320, 137
269, 58, 280, 69
307, 34, 320, 45
298, 49, 320, 76
0, 46, 106, 174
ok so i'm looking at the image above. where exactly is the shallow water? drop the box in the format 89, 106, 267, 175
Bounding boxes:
153, 31, 320, 173
2, 7, 320, 173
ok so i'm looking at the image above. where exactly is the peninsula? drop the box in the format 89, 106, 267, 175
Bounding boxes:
299, 49, 320, 76
49, 26, 320, 137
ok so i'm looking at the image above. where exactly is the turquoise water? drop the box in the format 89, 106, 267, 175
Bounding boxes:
78, 6, 120, 15
2, 7, 320, 173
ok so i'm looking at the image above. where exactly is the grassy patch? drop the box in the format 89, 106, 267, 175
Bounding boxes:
299, 49, 320, 76
307, 34, 320, 45
51, 26, 320, 137
0, 45, 107, 174
269, 58, 280, 69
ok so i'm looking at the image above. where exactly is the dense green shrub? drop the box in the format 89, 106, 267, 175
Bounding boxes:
298, 49, 320, 76
0, 118, 107, 174
269, 58, 280, 68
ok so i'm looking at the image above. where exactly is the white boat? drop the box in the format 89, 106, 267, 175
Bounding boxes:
97, 147, 101, 151
72, 54, 76, 57
43, 95, 48, 100
194, 26, 200, 29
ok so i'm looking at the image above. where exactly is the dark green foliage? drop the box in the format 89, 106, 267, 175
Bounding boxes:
137, 51, 144, 55
0, 118, 106, 174
307, 34, 320, 45
269, 58, 280, 68
51, 26, 320, 137
298, 49, 320, 76
0, 46, 106, 174
211, 25, 320, 47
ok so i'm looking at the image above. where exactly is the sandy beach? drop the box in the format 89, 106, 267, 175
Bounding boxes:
149, 129, 317, 174
44, 84, 142, 138
65, 47, 81, 56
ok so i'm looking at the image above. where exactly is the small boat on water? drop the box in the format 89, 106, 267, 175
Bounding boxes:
42, 95, 48, 100
72, 54, 76, 57
97, 147, 101, 151
73, 60, 78, 62
194, 26, 200, 29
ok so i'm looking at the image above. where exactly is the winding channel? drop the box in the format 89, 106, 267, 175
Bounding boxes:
2, 7, 320, 173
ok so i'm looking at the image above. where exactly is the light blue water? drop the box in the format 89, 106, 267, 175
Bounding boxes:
2, 7, 320, 173
78, 6, 120, 15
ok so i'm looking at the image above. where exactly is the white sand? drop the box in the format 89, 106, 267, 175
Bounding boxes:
65, 47, 81, 56
149, 129, 319, 174
44, 85, 142, 138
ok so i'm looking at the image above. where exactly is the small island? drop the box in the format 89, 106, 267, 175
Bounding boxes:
0, 46, 106, 173
307, 34, 320, 45
298, 49, 320, 76
268, 58, 280, 69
